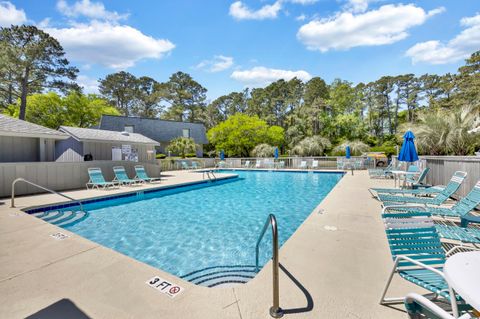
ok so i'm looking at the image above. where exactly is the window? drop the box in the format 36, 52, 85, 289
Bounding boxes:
182, 128, 190, 138
124, 125, 134, 133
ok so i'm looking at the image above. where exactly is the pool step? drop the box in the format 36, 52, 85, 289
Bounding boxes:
180, 265, 257, 288
32, 210, 89, 228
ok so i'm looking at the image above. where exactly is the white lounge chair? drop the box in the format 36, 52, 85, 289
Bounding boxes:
311, 160, 319, 170
299, 161, 307, 170
255, 161, 262, 168
244, 160, 251, 168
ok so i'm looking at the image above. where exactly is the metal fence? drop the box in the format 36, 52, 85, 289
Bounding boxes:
157, 158, 216, 171
157, 156, 380, 171
221, 156, 376, 170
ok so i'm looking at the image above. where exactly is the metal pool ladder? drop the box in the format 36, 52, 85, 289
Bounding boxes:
11, 178, 84, 212
255, 214, 283, 318
202, 170, 217, 182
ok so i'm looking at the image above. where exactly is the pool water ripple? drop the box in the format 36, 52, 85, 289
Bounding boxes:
59, 170, 342, 280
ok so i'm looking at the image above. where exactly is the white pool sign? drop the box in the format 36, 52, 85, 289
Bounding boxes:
146, 276, 184, 298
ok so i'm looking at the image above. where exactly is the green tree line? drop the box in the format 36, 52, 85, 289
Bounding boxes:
0, 25, 478, 156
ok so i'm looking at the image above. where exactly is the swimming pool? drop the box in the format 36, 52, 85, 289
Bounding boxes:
29, 170, 342, 287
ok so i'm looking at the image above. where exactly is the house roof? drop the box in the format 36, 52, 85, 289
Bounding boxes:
59, 126, 160, 145
0, 114, 69, 139
99, 115, 209, 144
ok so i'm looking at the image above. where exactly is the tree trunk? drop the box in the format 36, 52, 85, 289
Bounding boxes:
394, 99, 400, 134
19, 67, 29, 120
7, 71, 13, 105
386, 95, 393, 135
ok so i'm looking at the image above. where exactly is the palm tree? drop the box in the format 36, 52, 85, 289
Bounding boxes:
409, 106, 479, 155
251, 143, 275, 157
167, 137, 197, 158
291, 136, 331, 156
333, 140, 369, 156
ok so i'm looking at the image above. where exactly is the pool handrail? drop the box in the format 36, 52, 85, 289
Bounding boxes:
11, 177, 84, 212
255, 213, 283, 318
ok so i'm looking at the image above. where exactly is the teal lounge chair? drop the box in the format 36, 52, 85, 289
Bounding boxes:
382, 181, 480, 242
404, 293, 473, 319
377, 171, 467, 206
368, 162, 400, 179
113, 166, 139, 186
369, 168, 439, 195
134, 165, 161, 183
299, 161, 307, 170
379, 225, 468, 317
181, 161, 190, 170
385, 180, 480, 219
86, 168, 117, 190
191, 162, 199, 170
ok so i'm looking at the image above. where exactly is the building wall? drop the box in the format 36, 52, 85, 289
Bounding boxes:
55, 137, 84, 162
0, 136, 39, 162
56, 139, 156, 163
45, 139, 56, 162
99, 116, 209, 152
83, 141, 155, 163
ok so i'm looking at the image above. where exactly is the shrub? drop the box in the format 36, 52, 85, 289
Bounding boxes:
166, 137, 197, 158
251, 143, 275, 157
370, 146, 396, 158
291, 136, 331, 156
155, 153, 167, 159
185, 153, 197, 158
332, 140, 369, 156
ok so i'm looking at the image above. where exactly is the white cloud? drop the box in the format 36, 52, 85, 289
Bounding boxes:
56, 0, 128, 22
344, 0, 370, 13
37, 18, 51, 28
297, 4, 444, 52
46, 21, 175, 69
229, 1, 282, 20
195, 55, 234, 72
231, 66, 312, 86
296, 14, 307, 21
77, 74, 99, 93
0, 1, 27, 27
406, 12, 480, 64
289, 0, 318, 5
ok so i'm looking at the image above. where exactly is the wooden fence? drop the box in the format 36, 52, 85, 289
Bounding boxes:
420, 156, 480, 198
0, 161, 161, 198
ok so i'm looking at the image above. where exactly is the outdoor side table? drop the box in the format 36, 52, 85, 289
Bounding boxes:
390, 170, 408, 188
444, 251, 480, 312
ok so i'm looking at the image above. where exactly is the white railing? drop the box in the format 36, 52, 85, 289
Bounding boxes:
219, 156, 378, 170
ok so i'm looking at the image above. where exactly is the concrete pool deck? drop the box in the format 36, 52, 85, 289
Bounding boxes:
0, 170, 425, 318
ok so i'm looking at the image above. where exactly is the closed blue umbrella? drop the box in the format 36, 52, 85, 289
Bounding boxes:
345, 145, 351, 159
398, 131, 419, 162
274, 147, 279, 159
220, 150, 225, 161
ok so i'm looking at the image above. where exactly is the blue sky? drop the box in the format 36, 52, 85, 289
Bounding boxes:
2, 0, 480, 100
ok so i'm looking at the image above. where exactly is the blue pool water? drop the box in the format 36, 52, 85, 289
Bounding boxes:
33, 170, 342, 285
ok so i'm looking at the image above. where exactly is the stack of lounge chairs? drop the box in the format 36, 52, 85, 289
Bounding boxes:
86, 165, 161, 190
372, 170, 480, 317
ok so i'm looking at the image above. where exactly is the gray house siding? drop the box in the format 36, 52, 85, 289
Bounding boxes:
99, 115, 208, 157
83, 142, 154, 162
55, 137, 84, 162
56, 139, 156, 163
45, 139, 55, 162
0, 136, 39, 162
